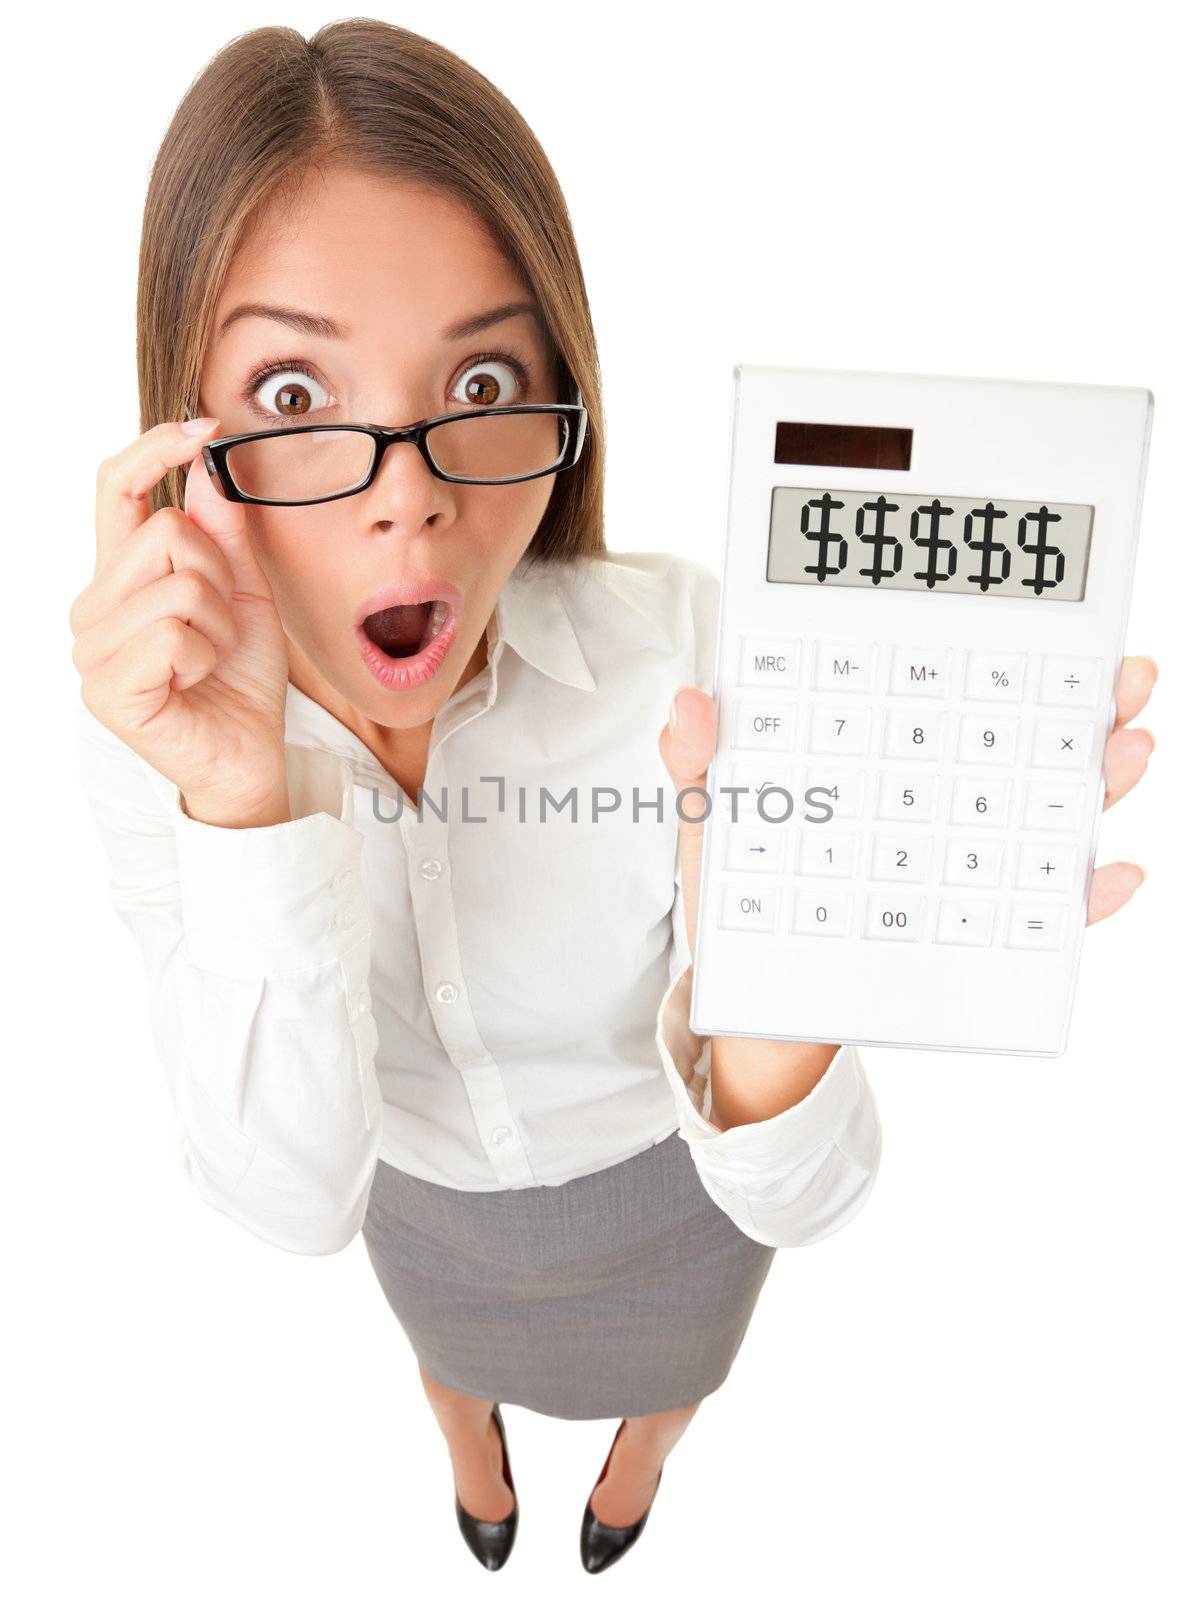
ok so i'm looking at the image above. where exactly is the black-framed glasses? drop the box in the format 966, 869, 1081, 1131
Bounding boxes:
195, 394, 589, 506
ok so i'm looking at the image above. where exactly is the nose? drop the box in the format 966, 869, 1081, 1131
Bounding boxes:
361, 428, 453, 531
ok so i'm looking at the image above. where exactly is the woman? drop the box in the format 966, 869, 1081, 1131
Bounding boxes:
67, 19, 1157, 1576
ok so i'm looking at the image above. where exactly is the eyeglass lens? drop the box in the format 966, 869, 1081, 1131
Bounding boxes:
223, 411, 569, 500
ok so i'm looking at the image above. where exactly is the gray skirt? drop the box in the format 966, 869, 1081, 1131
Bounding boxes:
361, 1129, 777, 1420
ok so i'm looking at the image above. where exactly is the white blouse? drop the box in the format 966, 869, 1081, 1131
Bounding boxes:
75, 549, 882, 1256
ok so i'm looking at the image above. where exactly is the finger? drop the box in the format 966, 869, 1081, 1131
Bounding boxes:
84, 615, 218, 735
70, 506, 235, 639
1114, 654, 1158, 727
183, 451, 275, 602
95, 418, 220, 566
72, 566, 239, 681
658, 687, 718, 955
1102, 724, 1155, 810
1086, 860, 1146, 925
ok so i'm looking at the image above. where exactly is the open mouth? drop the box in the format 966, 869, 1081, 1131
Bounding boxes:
360, 599, 451, 659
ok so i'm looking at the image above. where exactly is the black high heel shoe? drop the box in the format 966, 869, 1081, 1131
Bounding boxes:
579, 1418, 662, 1575
454, 1402, 518, 1571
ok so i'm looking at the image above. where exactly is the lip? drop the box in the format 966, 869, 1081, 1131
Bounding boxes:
355, 576, 464, 693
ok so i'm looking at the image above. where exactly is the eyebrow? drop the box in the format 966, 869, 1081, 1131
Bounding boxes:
216, 299, 544, 343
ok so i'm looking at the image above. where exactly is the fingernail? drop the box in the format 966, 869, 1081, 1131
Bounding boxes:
182, 416, 218, 435
1136, 863, 1147, 885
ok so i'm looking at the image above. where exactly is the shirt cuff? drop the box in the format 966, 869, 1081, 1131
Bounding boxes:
654, 958, 867, 1169
164, 744, 367, 979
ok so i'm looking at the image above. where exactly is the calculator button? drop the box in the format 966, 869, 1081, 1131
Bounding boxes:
942, 838, 1004, 887
889, 646, 951, 698
1029, 719, 1095, 771
883, 710, 945, 761
934, 897, 997, 947
1005, 901, 1069, 951
724, 824, 786, 873
957, 715, 1020, 765
797, 829, 859, 878
813, 641, 876, 693
876, 772, 939, 822
739, 636, 799, 688
802, 764, 865, 821
1022, 781, 1087, 832
950, 778, 1011, 827
964, 651, 1027, 702
863, 892, 925, 942
809, 706, 871, 755
1038, 655, 1102, 708
724, 763, 794, 819
718, 881, 780, 932
870, 833, 932, 883
792, 888, 853, 937
733, 702, 797, 752
1014, 842, 1078, 893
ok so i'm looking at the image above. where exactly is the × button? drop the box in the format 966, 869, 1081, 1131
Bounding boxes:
418, 857, 444, 880
434, 981, 459, 1004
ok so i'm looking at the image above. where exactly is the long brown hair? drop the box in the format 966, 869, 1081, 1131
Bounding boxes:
137, 18, 605, 564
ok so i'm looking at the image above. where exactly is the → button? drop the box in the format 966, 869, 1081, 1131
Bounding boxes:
418, 857, 444, 880
434, 981, 459, 1004
490, 1126, 512, 1146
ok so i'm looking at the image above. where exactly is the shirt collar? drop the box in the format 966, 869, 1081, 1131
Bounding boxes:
491, 553, 597, 693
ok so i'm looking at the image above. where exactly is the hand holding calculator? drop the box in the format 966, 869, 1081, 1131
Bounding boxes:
689, 364, 1153, 1056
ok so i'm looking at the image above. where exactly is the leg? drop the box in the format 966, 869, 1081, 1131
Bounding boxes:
418, 1363, 515, 1522
589, 1398, 702, 1526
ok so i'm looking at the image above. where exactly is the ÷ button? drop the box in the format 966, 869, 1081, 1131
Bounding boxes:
418, 857, 444, 880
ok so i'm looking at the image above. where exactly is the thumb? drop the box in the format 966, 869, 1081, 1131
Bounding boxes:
183, 450, 275, 602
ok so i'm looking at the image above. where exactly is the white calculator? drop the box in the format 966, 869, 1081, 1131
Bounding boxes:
690, 364, 1152, 1056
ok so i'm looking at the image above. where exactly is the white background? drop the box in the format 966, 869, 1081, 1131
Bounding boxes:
5, 2, 1193, 1595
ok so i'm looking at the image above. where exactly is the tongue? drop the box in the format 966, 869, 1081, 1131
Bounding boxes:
362, 602, 430, 656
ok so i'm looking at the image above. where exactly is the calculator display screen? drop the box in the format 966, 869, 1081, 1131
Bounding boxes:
767, 486, 1093, 601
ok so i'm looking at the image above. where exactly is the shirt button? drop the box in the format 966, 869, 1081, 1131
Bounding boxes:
434, 981, 459, 1004
331, 868, 354, 891
331, 905, 358, 929
491, 1126, 512, 1146
418, 857, 444, 881
354, 990, 370, 1015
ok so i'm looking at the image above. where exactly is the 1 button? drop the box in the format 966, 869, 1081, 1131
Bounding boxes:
797, 829, 859, 878
739, 636, 799, 688
814, 641, 877, 693
964, 651, 1027, 702
418, 857, 444, 880
1030, 719, 1095, 771
434, 981, 459, 1004
1038, 655, 1102, 708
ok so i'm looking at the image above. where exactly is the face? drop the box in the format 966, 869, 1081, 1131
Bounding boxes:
197, 163, 560, 747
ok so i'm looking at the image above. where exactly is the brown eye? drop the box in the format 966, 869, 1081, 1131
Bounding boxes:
452, 357, 523, 408
252, 368, 332, 418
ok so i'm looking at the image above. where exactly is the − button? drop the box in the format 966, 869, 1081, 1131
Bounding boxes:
434, 981, 459, 1004
418, 857, 444, 880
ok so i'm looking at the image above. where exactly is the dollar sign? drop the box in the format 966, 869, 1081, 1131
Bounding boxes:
1018, 506, 1065, 594
800, 493, 848, 582
855, 495, 902, 585
909, 499, 958, 588
963, 502, 1011, 591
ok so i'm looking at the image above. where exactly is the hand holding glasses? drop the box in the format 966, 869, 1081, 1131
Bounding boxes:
196, 393, 589, 507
